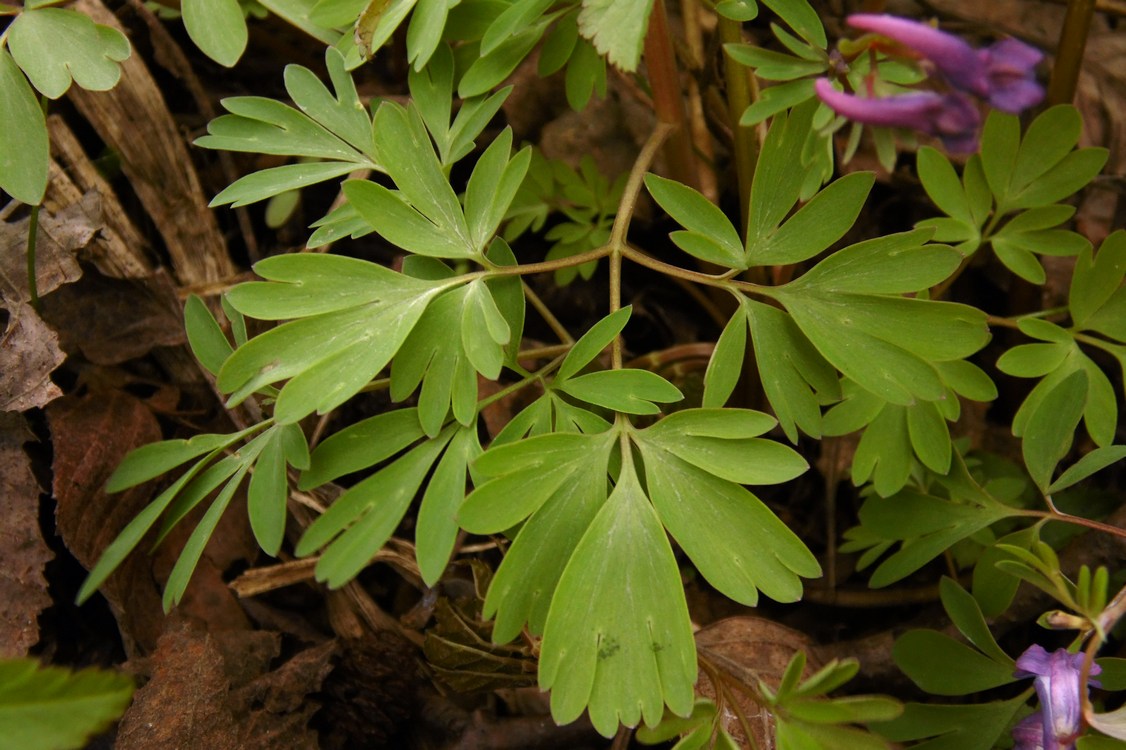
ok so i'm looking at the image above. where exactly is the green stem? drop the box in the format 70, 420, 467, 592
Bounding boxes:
26, 202, 41, 311
718, 15, 757, 239
25, 93, 50, 312
1048, 0, 1097, 105
522, 281, 574, 344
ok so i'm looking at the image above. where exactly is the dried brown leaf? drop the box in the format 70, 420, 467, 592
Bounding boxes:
0, 196, 96, 306
40, 269, 186, 365
695, 616, 821, 750
0, 413, 53, 657
0, 303, 65, 411
116, 623, 326, 750
48, 391, 166, 654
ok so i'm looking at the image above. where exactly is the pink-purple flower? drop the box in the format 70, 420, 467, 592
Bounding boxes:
814, 14, 1044, 152
1013, 645, 1101, 750
847, 14, 1044, 113
814, 79, 981, 153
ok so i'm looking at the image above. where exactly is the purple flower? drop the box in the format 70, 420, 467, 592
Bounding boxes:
1013, 645, 1102, 750
814, 78, 981, 153
847, 14, 1044, 113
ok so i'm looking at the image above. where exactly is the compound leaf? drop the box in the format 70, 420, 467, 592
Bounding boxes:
539, 461, 696, 737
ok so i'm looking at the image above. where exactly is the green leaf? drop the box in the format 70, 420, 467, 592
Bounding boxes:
997, 342, 1070, 378
7, 8, 130, 98
0, 660, 134, 750
918, 147, 975, 226
787, 229, 954, 293
198, 96, 370, 163
105, 429, 255, 493
851, 490, 1014, 587
182, 0, 248, 66
481, 0, 554, 55
465, 129, 532, 253
345, 179, 473, 258
0, 51, 48, 205
640, 446, 819, 605
300, 407, 425, 489
646, 174, 744, 268
740, 78, 816, 126
561, 369, 683, 415
77, 441, 236, 604
938, 577, 1012, 664
774, 289, 988, 405
973, 527, 1038, 617
461, 431, 616, 534
702, 305, 748, 408
298, 431, 452, 587
458, 23, 546, 97
744, 300, 839, 441
1071, 231, 1126, 328
724, 44, 825, 80
556, 307, 632, 381
539, 461, 696, 737
761, 0, 825, 47
461, 280, 511, 378
373, 102, 472, 248
230, 253, 421, 319
1049, 445, 1126, 493
1007, 148, 1109, 210
576, 0, 654, 71
1023, 369, 1087, 491
641, 408, 807, 485
164, 462, 250, 609
1009, 104, 1082, 196
390, 282, 505, 435
183, 295, 234, 376
248, 425, 306, 556
211, 161, 359, 207
747, 102, 812, 240
748, 172, 874, 266
850, 404, 912, 496
979, 111, 1019, 200
355, 0, 414, 60
482, 436, 613, 641
218, 275, 446, 423
417, 424, 481, 585
874, 696, 1026, 750
285, 47, 373, 155
406, 0, 454, 69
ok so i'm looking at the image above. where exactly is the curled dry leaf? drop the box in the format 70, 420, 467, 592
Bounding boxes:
0, 412, 53, 657
695, 616, 821, 749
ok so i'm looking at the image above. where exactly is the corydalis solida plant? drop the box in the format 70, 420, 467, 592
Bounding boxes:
52, 0, 1125, 745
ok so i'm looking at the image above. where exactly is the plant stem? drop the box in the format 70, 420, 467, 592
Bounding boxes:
523, 280, 574, 344
26, 202, 41, 311
643, 0, 699, 190
718, 15, 758, 238
1020, 508, 1126, 540
1048, 0, 1097, 105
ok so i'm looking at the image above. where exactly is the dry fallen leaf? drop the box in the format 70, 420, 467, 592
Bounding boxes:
39, 269, 186, 365
0, 196, 97, 306
0, 413, 53, 657
116, 622, 328, 750
0, 303, 66, 411
695, 616, 821, 749
48, 390, 166, 654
